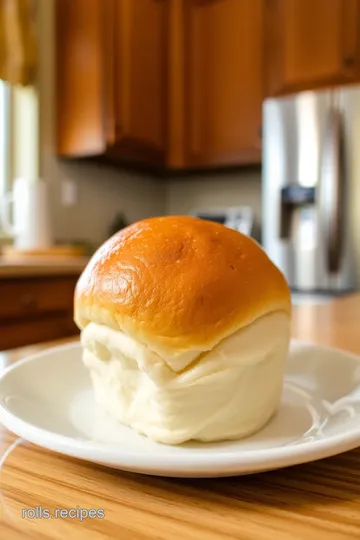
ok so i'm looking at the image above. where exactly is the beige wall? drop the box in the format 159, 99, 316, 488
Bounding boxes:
38, 0, 165, 246
166, 169, 262, 237
46, 161, 166, 245
166, 169, 261, 216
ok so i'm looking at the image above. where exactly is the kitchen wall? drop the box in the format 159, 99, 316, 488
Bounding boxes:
45, 161, 166, 245
166, 169, 262, 238
38, 0, 165, 246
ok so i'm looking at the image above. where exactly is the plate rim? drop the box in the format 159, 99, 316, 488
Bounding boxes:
1, 339, 360, 476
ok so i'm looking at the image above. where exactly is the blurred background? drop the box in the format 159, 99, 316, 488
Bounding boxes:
1, 0, 360, 350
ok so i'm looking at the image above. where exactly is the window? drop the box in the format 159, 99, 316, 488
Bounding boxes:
0, 81, 11, 230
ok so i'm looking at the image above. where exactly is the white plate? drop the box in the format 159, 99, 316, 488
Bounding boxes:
1, 340, 360, 478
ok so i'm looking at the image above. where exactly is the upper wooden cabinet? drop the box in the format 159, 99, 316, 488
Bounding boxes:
55, 0, 263, 169
264, 0, 360, 97
56, 0, 168, 165
108, 0, 169, 163
181, 0, 263, 167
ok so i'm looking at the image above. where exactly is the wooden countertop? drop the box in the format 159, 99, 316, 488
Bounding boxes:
0, 256, 89, 278
1, 294, 360, 539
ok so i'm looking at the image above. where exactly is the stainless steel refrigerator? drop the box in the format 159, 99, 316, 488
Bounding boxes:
261, 85, 360, 298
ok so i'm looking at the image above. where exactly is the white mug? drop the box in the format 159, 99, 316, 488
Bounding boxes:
1, 178, 53, 250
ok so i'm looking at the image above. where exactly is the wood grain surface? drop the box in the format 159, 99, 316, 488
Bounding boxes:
1, 294, 360, 539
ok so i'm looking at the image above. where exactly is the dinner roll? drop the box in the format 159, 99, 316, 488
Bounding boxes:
74, 216, 292, 444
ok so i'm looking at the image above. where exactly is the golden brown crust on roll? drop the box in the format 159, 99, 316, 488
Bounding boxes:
74, 216, 291, 356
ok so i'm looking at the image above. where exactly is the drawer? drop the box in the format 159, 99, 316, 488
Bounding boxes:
0, 312, 79, 351
0, 276, 78, 320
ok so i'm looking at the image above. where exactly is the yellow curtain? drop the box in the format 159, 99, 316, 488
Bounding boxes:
0, 0, 37, 86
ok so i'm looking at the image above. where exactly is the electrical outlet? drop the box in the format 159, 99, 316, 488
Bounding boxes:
61, 178, 78, 207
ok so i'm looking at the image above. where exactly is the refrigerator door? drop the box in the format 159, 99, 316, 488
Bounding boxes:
262, 88, 357, 292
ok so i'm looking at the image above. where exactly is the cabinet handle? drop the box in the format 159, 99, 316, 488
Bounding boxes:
319, 95, 344, 273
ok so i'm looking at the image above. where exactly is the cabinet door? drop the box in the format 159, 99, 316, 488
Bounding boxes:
265, 0, 360, 97
183, 0, 263, 167
56, 0, 109, 156
56, 0, 168, 166
109, 0, 168, 165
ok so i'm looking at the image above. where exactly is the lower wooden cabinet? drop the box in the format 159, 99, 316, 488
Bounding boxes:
0, 275, 80, 351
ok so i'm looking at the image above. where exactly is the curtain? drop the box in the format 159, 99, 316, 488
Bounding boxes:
0, 0, 37, 86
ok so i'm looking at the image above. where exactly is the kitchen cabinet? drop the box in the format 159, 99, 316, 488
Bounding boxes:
179, 0, 263, 167
0, 275, 79, 350
55, 0, 263, 169
264, 0, 360, 97
56, 0, 168, 165
107, 0, 168, 164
